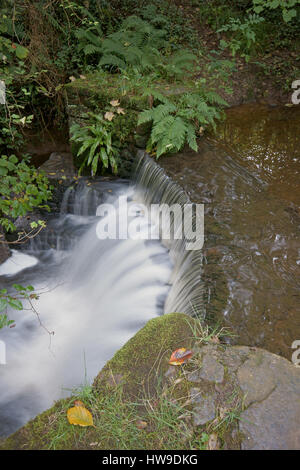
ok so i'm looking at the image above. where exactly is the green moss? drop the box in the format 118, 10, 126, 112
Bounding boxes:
0, 313, 196, 450
94, 313, 196, 398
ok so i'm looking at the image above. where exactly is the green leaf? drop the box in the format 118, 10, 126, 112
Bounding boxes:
91, 155, 99, 175
8, 298, 23, 310
0, 298, 7, 312
15, 45, 28, 60
12, 284, 26, 292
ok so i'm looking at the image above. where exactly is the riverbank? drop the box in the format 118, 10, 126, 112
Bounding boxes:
1, 312, 299, 450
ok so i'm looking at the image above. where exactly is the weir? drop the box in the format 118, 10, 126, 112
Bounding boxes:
0, 152, 204, 437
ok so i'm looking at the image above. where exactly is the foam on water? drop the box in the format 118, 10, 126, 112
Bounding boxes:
0, 178, 172, 436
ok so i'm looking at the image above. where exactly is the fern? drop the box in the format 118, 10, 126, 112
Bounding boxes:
138, 88, 226, 158
158, 50, 197, 79
75, 28, 103, 55
98, 16, 168, 72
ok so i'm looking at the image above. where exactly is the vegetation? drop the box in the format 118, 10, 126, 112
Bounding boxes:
0, 154, 51, 232
0, 284, 37, 330
1, 313, 243, 450
0, 0, 298, 450
70, 112, 119, 176
1, 0, 298, 177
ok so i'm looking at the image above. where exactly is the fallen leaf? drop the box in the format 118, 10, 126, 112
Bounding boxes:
219, 407, 228, 420
116, 107, 125, 115
74, 400, 84, 407
169, 348, 193, 366
148, 95, 154, 109
67, 404, 94, 427
69, 76, 76, 82
207, 433, 221, 450
104, 111, 115, 121
110, 99, 120, 107
173, 378, 184, 386
79, 75, 86, 80
136, 420, 148, 430
210, 336, 220, 344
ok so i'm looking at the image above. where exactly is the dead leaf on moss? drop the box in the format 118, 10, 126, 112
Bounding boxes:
169, 348, 193, 365
116, 107, 125, 115
67, 402, 94, 427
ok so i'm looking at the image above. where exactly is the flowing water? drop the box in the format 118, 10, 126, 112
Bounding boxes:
1, 103, 299, 437
0, 177, 175, 437
0, 158, 206, 438
159, 104, 300, 360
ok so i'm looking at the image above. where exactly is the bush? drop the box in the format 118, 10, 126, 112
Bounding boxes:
0, 154, 52, 232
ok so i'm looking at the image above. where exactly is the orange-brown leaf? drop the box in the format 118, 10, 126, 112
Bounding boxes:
136, 420, 148, 430
169, 348, 193, 365
74, 400, 84, 407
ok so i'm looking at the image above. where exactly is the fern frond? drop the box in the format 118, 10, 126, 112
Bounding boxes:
203, 91, 228, 107
84, 44, 102, 55
151, 103, 176, 123
186, 123, 198, 152
137, 109, 155, 125
99, 54, 126, 69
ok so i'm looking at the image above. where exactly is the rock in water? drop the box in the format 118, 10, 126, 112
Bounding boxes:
0, 225, 10, 265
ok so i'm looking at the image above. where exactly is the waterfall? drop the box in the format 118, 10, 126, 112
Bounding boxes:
0, 152, 204, 437
133, 151, 204, 317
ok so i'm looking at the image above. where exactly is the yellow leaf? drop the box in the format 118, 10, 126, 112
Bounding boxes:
104, 111, 115, 121
116, 107, 125, 115
136, 420, 148, 430
67, 405, 94, 427
110, 99, 120, 107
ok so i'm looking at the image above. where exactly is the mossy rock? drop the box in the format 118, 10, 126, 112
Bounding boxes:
93, 313, 196, 399
0, 313, 196, 450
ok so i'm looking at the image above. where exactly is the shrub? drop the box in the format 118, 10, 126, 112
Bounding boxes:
0, 154, 51, 232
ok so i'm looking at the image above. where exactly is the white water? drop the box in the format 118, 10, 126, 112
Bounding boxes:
0, 179, 172, 436
0, 251, 38, 276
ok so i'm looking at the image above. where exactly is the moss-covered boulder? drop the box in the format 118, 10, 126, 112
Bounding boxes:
93, 312, 196, 399
1, 313, 299, 450
0, 313, 196, 450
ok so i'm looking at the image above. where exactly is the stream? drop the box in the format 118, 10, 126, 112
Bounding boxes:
159, 104, 300, 360
0, 103, 299, 438
0, 177, 173, 437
